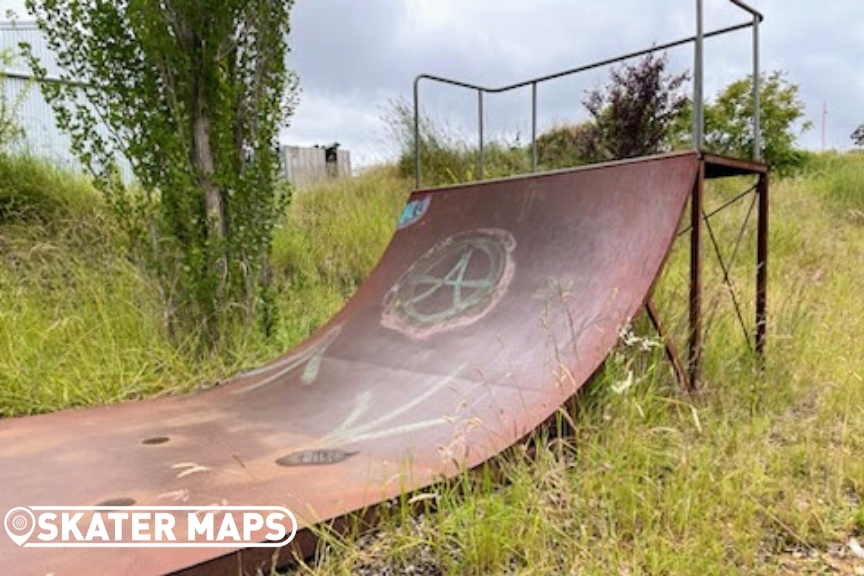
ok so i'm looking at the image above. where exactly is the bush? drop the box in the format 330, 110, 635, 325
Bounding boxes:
582, 53, 689, 162
535, 123, 595, 170
0, 49, 25, 152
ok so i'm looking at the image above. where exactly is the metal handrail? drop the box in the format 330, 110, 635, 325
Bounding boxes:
413, 0, 764, 188
695, 0, 763, 160
729, 0, 764, 21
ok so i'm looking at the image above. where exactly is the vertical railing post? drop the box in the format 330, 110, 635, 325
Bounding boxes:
689, 162, 705, 387
755, 172, 769, 357
752, 14, 761, 161
693, 0, 704, 150
478, 89, 485, 180
531, 82, 538, 172
413, 77, 422, 188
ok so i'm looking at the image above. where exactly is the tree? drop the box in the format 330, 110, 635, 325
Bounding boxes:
24, 0, 299, 348
582, 53, 690, 162
704, 71, 810, 173
0, 49, 25, 152
852, 125, 864, 147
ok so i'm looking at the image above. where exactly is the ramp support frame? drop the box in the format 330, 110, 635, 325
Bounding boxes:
682, 154, 769, 389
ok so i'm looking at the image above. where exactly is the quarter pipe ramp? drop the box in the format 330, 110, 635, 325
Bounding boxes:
0, 151, 699, 575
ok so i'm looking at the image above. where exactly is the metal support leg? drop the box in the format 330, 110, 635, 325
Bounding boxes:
755, 172, 769, 357
689, 163, 705, 386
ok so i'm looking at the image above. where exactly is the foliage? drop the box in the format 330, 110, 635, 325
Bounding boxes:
581, 53, 690, 162
704, 71, 811, 174
0, 156, 188, 416
534, 122, 594, 170
23, 0, 300, 350
0, 49, 25, 151
0, 153, 97, 222
852, 124, 864, 147
385, 97, 531, 187
272, 166, 408, 293
0, 158, 409, 416
386, 52, 690, 183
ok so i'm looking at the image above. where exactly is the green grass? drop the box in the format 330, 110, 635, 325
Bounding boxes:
802, 150, 864, 219
266, 165, 410, 353
1, 150, 863, 574
0, 154, 98, 222
0, 156, 231, 415
0, 158, 410, 416
289, 155, 864, 575
386, 97, 532, 186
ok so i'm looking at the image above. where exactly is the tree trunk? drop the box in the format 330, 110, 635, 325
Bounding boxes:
193, 109, 226, 239
192, 88, 228, 341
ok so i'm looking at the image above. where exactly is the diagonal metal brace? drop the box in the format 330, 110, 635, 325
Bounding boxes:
645, 298, 692, 393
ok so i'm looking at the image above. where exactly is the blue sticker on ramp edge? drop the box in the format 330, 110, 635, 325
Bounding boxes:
398, 196, 431, 230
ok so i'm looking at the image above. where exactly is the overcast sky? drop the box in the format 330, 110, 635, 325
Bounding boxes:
3, 0, 862, 166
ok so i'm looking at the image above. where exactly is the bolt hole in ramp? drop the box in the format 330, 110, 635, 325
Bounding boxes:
0, 152, 698, 575
142, 436, 170, 446
96, 498, 136, 507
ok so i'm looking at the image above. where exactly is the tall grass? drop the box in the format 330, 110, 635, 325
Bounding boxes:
266, 166, 410, 353
0, 155, 234, 415
2, 149, 863, 573
0, 158, 411, 416
801, 150, 864, 217
0, 154, 97, 222
386, 98, 532, 186
288, 153, 864, 575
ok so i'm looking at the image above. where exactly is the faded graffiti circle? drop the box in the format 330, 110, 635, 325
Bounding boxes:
397, 195, 431, 230
382, 229, 516, 338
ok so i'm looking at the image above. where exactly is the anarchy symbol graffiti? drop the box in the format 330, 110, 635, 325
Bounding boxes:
382, 229, 516, 338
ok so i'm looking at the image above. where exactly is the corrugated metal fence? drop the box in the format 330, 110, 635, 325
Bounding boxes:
281, 145, 352, 189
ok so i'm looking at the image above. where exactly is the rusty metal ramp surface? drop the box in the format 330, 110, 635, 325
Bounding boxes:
0, 152, 699, 575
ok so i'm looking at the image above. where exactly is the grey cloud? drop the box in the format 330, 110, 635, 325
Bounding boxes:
3, 0, 861, 163
288, 0, 409, 94
284, 1, 767, 163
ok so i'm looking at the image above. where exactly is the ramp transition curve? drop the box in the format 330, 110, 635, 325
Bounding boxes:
0, 152, 699, 574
